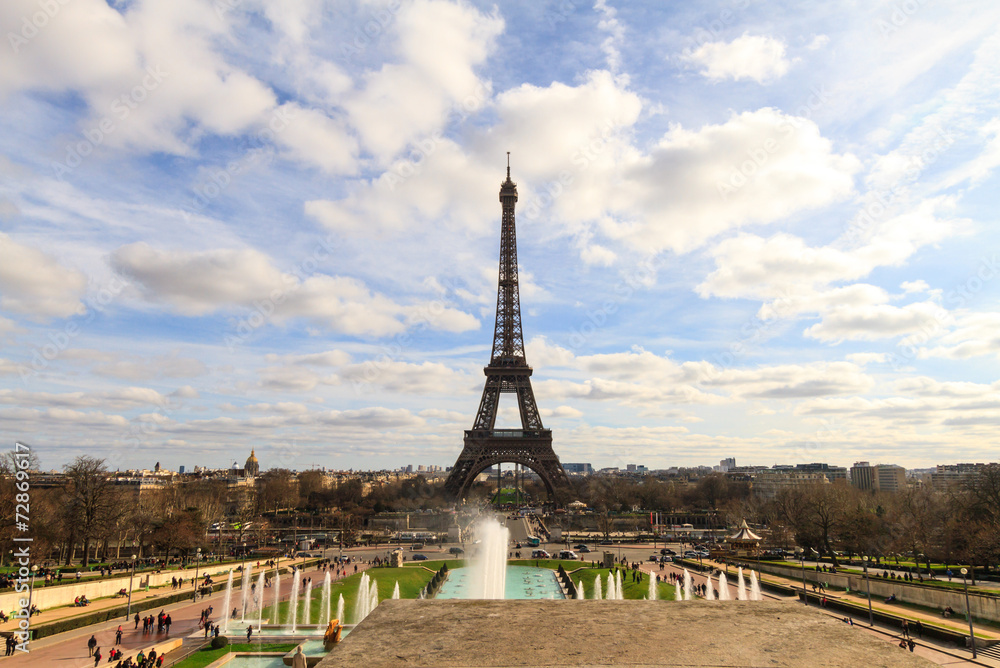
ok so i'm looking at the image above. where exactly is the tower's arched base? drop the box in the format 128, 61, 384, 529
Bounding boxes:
444, 429, 569, 501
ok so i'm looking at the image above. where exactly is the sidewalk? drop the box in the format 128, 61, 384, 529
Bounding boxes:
0, 559, 349, 667
713, 560, 1000, 642
792, 558, 1000, 593
0, 556, 313, 637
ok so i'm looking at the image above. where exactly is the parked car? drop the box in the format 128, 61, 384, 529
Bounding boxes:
412, 554, 428, 561
661, 548, 676, 555
599, 540, 613, 546
649, 555, 659, 562
411, 543, 424, 550
660, 556, 673, 563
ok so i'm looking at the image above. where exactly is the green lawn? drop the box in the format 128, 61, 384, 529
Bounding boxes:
568, 566, 676, 600
170, 642, 297, 668
259, 566, 436, 626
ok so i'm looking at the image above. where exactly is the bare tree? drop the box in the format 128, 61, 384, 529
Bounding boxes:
62, 456, 120, 566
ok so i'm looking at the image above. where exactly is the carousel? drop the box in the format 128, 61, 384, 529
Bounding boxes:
725, 519, 762, 558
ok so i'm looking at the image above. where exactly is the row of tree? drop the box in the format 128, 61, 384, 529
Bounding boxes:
2, 455, 997, 574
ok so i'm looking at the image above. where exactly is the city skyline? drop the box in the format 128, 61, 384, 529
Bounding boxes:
2, 2, 1000, 472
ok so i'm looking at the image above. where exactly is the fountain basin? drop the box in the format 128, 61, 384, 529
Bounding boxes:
436, 566, 565, 600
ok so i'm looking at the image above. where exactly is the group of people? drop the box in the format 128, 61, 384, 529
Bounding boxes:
4, 634, 21, 656
74, 595, 91, 607
88, 635, 160, 667
135, 610, 172, 635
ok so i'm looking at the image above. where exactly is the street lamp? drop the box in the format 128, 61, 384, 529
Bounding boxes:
796, 548, 808, 605
194, 548, 202, 600
961, 568, 977, 659
26, 565, 38, 629
862, 556, 873, 626
240, 542, 248, 587
125, 555, 137, 620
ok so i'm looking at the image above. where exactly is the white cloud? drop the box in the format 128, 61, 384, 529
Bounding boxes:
918, 312, 1000, 359
594, 0, 625, 73
541, 405, 583, 419
0, 386, 173, 411
846, 353, 887, 365
93, 354, 207, 381
703, 362, 874, 399
272, 103, 358, 175
682, 33, 791, 83
344, 0, 503, 161
0, 233, 87, 318
110, 243, 479, 337
805, 299, 950, 343
608, 109, 859, 253
806, 35, 830, 51
264, 350, 353, 367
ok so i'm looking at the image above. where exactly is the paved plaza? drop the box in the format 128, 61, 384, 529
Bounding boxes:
319, 599, 938, 667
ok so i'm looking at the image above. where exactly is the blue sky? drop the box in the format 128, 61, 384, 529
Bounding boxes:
2, 0, 999, 473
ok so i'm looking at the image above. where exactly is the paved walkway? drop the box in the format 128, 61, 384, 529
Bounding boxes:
0, 559, 366, 667
0, 557, 315, 637
790, 558, 1000, 592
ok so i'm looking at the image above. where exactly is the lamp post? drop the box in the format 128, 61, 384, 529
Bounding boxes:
862, 556, 873, 626
26, 565, 38, 629
193, 548, 202, 600
240, 542, 248, 593
796, 548, 808, 605
125, 555, 137, 620
961, 568, 977, 658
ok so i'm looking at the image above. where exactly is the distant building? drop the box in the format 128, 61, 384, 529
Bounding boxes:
244, 450, 260, 478
718, 458, 736, 472
851, 462, 905, 492
179, 465, 185, 474
795, 462, 848, 482
876, 465, 906, 492
564, 463, 593, 474
752, 470, 830, 499
850, 462, 877, 491
930, 463, 987, 490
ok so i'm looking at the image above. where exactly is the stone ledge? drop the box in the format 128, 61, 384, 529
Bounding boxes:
316, 599, 936, 667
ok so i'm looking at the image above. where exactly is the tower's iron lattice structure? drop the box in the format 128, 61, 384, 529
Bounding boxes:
444, 157, 569, 500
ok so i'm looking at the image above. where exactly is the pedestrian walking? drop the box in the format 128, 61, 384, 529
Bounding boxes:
87, 635, 97, 656
134, 612, 140, 629
93, 647, 101, 666
115, 626, 122, 645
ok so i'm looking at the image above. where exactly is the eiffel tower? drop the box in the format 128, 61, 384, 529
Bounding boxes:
444, 156, 569, 501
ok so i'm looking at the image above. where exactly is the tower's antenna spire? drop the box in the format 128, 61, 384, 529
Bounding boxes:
506, 151, 510, 179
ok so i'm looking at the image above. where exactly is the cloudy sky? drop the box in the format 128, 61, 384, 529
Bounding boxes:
2, 0, 999, 473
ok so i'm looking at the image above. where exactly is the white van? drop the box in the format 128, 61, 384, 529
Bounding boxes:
531, 549, 551, 559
